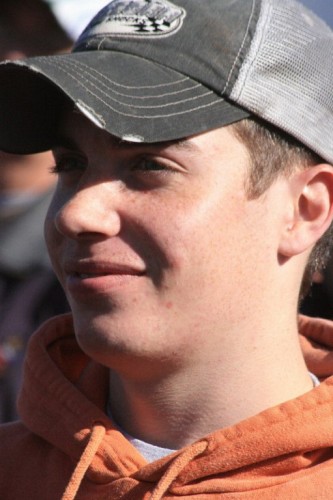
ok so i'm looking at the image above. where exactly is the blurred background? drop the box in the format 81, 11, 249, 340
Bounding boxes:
300, 0, 333, 27
0, 0, 109, 423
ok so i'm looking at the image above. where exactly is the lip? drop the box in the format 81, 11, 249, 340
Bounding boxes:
64, 260, 146, 297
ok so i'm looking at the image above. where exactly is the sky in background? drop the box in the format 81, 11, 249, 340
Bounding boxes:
48, 0, 110, 40
299, 0, 333, 27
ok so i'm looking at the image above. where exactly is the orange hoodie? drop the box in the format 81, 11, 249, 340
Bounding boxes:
1, 313, 333, 499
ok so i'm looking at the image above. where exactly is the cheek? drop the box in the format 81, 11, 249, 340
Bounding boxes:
146, 192, 240, 278
174, 198, 261, 297
176, 192, 243, 252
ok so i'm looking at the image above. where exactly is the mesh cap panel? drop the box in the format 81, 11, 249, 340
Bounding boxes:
231, 0, 333, 163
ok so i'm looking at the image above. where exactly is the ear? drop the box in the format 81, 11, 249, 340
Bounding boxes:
278, 164, 333, 258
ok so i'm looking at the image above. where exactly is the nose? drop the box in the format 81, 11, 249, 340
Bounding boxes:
53, 182, 122, 239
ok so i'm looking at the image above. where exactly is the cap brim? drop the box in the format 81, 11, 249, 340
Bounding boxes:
0, 51, 249, 154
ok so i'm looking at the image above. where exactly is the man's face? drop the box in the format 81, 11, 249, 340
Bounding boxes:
45, 111, 284, 372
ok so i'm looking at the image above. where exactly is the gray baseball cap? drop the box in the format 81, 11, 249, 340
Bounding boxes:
0, 0, 332, 164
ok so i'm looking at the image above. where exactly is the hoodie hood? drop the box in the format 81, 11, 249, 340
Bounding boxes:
13, 314, 333, 498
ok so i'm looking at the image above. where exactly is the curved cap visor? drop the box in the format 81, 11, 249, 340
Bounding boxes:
0, 51, 249, 154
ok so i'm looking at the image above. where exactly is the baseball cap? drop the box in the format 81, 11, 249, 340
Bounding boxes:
0, 0, 332, 164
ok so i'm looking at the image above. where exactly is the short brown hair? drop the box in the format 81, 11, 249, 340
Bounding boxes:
229, 116, 333, 300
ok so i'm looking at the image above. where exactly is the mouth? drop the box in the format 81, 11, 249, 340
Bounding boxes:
74, 269, 145, 279
77, 273, 108, 279
66, 259, 146, 276
64, 261, 146, 297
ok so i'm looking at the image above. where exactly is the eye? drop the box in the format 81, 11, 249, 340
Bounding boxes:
50, 154, 86, 175
131, 157, 175, 175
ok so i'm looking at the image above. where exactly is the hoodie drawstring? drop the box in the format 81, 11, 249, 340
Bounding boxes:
62, 423, 106, 500
150, 440, 208, 500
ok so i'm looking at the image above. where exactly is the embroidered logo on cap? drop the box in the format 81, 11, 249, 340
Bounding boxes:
78, 0, 186, 40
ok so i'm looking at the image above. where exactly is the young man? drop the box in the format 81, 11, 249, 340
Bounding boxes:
0, 0, 333, 498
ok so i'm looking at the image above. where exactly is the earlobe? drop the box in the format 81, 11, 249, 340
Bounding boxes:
278, 165, 333, 258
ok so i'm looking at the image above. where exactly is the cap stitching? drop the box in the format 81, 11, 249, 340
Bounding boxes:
78, 88, 223, 119
50, 59, 216, 110
39, 60, 223, 119
55, 58, 203, 100
222, 0, 258, 95
38, 55, 190, 90
97, 37, 108, 50
41, 59, 220, 111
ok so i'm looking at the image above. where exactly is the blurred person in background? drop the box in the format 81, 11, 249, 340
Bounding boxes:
0, 0, 73, 423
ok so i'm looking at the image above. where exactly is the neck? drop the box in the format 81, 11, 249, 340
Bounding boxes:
108, 315, 313, 450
